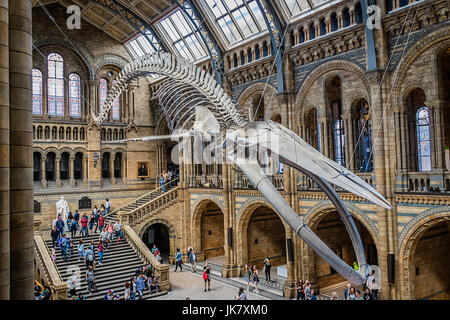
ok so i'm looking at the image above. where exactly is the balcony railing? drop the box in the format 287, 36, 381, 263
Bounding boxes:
396, 171, 450, 193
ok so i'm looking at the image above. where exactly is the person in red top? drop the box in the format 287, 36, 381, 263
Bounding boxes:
98, 215, 105, 233
80, 214, 89, 238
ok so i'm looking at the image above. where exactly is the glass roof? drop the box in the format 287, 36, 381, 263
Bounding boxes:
125, 32, 158, 79
204, 0, 267, 45
158, 10, 208, 61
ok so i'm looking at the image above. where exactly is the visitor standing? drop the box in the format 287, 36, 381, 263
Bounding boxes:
130, 277, 137, 300
88, 212, 95, 233
113, 221, 122, 242
372, 278, 379, 300
97, 240, 104, 265
244, 265, 252, 292
331, 292, 339, 300
355, 290, 363, 300
55, 214, 65, 239
348, 287, 356, 300
105, 198, 111, 215
94, 209, 100, 233
160, 174, 165, 192
51, 225, 58, 248
81, 214, 88, 238
189, 248, 197, 272
86, 266, 95, 296
74, 210, 80, 235
310, 289, 317, 300
252, 265, 260, 293
175, 248, 183, 272
364, 287, 373, 300
77, 240, 84, 262
304, 281, 312, 300
344, 283, 351, 300
136, 273, 146, 300
68, 271, 77, 298
296, 279, 304, 300
124, 282, 131, 300
84, 246, 95, 270
263, 258, 271, 283
203, 261, 211, 292
98, 214, 105, 233
59, 234, 68, 261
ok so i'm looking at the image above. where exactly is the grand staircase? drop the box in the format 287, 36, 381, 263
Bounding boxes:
44, 232, 164, 300
37, 181, 179, 300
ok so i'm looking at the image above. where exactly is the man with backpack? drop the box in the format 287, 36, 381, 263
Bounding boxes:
55, 215, 65, 239
58, 234, 68, 261
84, 246, 95, 270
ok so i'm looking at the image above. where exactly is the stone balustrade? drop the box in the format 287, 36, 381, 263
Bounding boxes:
34, 234, 67, 300
121, 225, 170, 292
119, 187, 180, 226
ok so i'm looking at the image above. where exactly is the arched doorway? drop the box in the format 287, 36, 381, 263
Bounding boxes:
243, 206, 286, 271
45, 152, 56, 181
306, 210, 377, 290
33, 152, 41, 182
142, 223, 170, 264
60, 152, 70, 180
74, 152, 83, 180
114, 152, 122, 178
406, 220, 450, 299
193, 201, 225, 262
102, 152, 110, 179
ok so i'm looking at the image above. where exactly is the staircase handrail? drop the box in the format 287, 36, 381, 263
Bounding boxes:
122, 225, 170, 291
34, 233, 68, 300
119, 186, 180, 225
105, 177, 179, 219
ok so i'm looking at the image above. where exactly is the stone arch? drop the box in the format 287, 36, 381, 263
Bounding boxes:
191, 198, 226, 260
237, 82, 281, 121
43, 147, 59, 158
392, 28, 450, 106
32, 35, 93, 79
399, 209, 450, 300
294, 60, 371, 126
92, 54, 129, 77
236, 199, 288, 269
112, 148, 126, 158
138, 218, 177, 239
59, 147, 73, 158
301, 203, 379, 285
400, 85, 428, 107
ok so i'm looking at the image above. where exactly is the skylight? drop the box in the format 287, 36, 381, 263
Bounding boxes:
125, 33, 158, 79
158, 10, 208, 61
204, 0, 267, 45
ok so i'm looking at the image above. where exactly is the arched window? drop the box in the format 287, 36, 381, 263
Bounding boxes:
334, 119, 345, 166
319, 18, 326, 36
32, 69, 43, 115
331, 13, 338, 32
299, 27, 305, 43
240, 51, 245, 66
112, 80, 120, 120
47, 53, 64, 116
247, 48, 252, 63
355, 2, 363, 24
416, 106, 432, 171
262, 42, 269, 57
233, 54, 238, 68
343, 8, 351, 28
69, 73, 81, 117
309, 23, 315, 40
99, 78, 108, 119
305, 108, 321, 152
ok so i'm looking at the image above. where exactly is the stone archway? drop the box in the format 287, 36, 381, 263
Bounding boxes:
302, 207, 379, 289
139, 218, 178, 264
399, 212, 450, 300
237, 200, 287, 276
192, 199, 226, 262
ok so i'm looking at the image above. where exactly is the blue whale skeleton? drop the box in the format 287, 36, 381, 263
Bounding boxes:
93, 52, 392, 285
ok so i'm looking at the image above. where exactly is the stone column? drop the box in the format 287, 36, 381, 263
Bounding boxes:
283, 228, 296, 298
0, 0, 9, 299
88, 80, 97, 119
110, 156, 115, 185
40, 157, 46, 188
9, 0, 34, 300
121, 156, 127, 184
399, 108, 408, 170
431, 102, 444, 170
342, 115, 351, 169
55, 157, 61, 187
69, 156, 75, 187
348, 116, 355, 171
394, 110, 402, 171
325, 17, 331, 34
83, 156, 88, 186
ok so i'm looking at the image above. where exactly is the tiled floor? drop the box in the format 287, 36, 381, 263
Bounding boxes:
153, 266, 270, 300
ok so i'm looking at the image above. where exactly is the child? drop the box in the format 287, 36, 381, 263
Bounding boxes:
51, 248, 56, 262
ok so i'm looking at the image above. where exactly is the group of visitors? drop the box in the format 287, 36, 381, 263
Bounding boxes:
125, 265, 160, 300
343, 269, 379, 300
243, 264, 261, 294
159, 167, 180, 191
295, 279, 316, 300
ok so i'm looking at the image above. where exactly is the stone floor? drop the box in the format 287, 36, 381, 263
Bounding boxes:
153, 266, 270, 300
